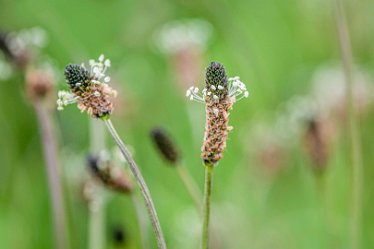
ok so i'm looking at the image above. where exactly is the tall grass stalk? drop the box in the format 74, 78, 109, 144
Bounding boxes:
176, 164, 202, 211
88, 119, 106, 249
104, 119, 167, 249
131, 193, 151, 249
34, 101, 69, 249
201, 164, 214, 249
333, 1, 364, 248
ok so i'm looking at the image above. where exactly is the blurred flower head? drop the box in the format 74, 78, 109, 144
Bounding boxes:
155, 19, 212, 54
0, 27, 48, 69
150, 127, 181, 165
87, 151, 133, 194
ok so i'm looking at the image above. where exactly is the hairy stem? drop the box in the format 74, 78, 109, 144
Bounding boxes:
333, 1, 364, 249
201, 164, 214, 249
176, 164, 202, 211
104, 119, 167, 249
34, 101, 69, 249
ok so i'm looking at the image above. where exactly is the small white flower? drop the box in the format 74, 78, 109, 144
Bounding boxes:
98, 54, 104, 62
228, 76, 249, 101
185, 75, 249, 103
104, 76, 111, 83
104, 59, 111, 67
56, 90, 77, 111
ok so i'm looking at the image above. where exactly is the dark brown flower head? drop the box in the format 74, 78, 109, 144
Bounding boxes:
150, 127, 180, 165
57, 55, 117, 119
64, 64, 90, 89
87, 154, 133, 194
205, 62, 228, 99
186, 62, 249, 166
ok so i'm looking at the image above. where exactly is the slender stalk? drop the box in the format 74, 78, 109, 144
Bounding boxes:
88, 200, 105, 249
333, 1, 364, 249
104, 119, 167, 249
34, 101, 69, 249
88, 119, 106, 249
201, 164, 214, 249
176, 164, 202, 211
131, 193, 151, 249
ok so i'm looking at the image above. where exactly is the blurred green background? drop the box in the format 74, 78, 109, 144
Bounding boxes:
1, 0, 374, 248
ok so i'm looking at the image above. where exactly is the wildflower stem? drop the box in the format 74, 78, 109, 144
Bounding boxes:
333, 1, 364, 249
88, 119, 106, 249
34, 101, 69, 249
176, 164, 202, 211
201, 164, 214, 249
88, 202, 105, 249
104, 119, 167, 249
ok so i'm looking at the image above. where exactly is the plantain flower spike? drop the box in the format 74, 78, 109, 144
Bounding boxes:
87, 154, 133, 194
57, 54, 117, 119
150, 127, 180, 165
186, 62, 249, 166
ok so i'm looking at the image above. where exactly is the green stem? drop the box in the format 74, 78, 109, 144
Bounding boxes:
333, 1, 364, 249
201, 164, 214, 249
34, 101, 70, 249
104, 119, 167, 249
131, 194, 151, 249
88, 119, 106, 249
88, 200, 105, 249
176, 164, 202, 211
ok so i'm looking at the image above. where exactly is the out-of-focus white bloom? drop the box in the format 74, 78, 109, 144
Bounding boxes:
6, 27, 48, 56
311, 65, 373, 114
247, 63, 373, 169
155, 19, 213, 54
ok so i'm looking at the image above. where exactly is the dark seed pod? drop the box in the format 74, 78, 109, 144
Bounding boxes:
64, 64, 89, 88
86, 154, 133, 194
150, 127, 180, 165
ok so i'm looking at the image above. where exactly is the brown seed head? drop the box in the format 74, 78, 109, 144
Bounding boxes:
75, 83, 117, 119
26, 69, 54, 102
201, 96, 234, 165
150, 127, 180, 165
87, 155, 133, 194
